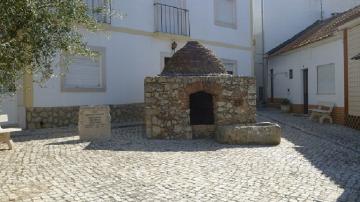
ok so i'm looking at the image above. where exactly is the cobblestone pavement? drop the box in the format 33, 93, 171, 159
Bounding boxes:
0, 110, 360, 202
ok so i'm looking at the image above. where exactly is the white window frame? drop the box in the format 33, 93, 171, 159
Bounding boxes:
222, 59, 238, 75
61, 46, 106, 92
214, 0, 237, 29
317, 63, 336, 95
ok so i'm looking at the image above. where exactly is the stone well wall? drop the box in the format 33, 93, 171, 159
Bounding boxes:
145, 75, 256, 140
26, 103, 144, 129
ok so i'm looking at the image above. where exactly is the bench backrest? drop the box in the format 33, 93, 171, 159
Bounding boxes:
317, 102, 335, 112
0, 115, 8, 129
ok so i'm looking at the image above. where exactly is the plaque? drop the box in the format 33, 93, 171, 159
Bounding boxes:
79, 105, 111, 141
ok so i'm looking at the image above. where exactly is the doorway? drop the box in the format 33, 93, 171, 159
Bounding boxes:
303, 69, 309, 114
190, 92, 214, 125
270, 69, 274, 102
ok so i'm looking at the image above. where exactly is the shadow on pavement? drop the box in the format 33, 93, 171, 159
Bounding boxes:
258, 109, 360, 202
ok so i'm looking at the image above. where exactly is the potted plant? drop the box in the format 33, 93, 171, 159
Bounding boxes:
280, 99, 291, 113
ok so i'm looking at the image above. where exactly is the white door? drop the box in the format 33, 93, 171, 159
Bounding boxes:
0, 94, 18, 126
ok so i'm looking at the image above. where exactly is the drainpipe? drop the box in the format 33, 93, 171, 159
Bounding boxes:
261, 0, 267, 104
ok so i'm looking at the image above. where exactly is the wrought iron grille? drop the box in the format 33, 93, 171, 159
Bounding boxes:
154, 3, 190, 36
86, 0, 111, 24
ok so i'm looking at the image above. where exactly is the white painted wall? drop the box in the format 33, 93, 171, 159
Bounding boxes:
32, 0, 253, 107
113, 0, 252, 48
0, 95, 18, 125
348, 24, 360, 116
253, 0, 360, 103
267, 38, 344, 107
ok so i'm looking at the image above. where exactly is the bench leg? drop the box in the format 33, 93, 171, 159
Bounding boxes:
6, 140, 13, 150
309, 113, 315, 121
320, 115, 333, 124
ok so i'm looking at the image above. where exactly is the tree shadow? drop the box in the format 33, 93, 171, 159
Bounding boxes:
12, 129, 77, 143
46, 126, 276, 152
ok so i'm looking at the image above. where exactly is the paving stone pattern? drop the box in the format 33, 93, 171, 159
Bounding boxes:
0, 110, 360, 201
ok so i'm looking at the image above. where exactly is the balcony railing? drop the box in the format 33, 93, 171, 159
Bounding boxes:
86, 0, 111, 24
154, 3, 190, 37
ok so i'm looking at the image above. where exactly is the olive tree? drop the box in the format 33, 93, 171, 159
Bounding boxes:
0, 0, 112, 95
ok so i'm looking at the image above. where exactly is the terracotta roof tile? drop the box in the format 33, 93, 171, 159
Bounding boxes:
268, 5, 360, 57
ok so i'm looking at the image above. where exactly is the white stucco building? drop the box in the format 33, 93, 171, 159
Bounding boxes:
0, 0, 254, 128
266, 5, 360, 126
253, 0, 360, 103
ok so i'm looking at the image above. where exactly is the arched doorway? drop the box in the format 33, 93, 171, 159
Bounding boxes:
190, 91, 214, 125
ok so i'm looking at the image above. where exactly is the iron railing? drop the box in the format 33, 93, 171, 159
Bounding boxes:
154, 3, 190, 36
86, 0, 111, 24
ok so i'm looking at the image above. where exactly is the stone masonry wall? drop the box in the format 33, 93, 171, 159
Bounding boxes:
145, 75, 256, 140
26, 103, 144, 129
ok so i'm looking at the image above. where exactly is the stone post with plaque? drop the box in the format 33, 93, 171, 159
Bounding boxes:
78, 105, 111, 141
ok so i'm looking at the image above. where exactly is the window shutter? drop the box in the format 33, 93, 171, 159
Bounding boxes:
64, 56, 102, 89
215, 0, 236, 28
317, 63, 335, 94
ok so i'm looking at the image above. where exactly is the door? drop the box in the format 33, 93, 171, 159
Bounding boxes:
270, 69, 274, 103
303, 69, 309, 114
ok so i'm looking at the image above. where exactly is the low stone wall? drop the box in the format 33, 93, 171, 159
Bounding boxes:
145, 75, 256, 139
26, 103, 144, 129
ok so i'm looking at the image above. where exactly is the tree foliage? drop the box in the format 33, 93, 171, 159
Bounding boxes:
0, 0, 105, 93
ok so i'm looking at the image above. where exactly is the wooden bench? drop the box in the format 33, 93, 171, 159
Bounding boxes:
0, 115, 21, 150
309, 102, 335, 124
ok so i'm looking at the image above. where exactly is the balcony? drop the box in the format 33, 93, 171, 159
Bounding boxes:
154, 3, 190, 37
85, 0, 111, 24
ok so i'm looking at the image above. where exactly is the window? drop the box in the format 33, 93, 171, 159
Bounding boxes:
258, 87, 264, 101
317, 63, 335, 94
62, 47, 106, 92
222, 59, 237, 75
289, 69, 293, 79
85, 0, 111, 24
214, 0, 237, 29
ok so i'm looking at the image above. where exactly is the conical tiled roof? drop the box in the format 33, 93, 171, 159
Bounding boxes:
161, 41, 226, 76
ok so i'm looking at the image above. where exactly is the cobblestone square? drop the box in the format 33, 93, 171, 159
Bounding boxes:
1, 109, 360, 201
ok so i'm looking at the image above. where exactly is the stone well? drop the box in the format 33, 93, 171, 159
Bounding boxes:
144, 41, 257, 140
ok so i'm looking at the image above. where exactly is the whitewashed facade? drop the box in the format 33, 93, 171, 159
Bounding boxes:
347, 25, 360, 117
267, 37, 344, 108
253, 0, 360, 103
1, 0, 254, 128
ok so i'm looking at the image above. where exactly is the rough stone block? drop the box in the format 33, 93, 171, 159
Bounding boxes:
79, 105, 111, 141
216, 122, 281, 145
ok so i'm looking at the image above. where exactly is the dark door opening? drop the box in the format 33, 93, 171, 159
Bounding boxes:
270, 69, 274, 103
190, 92, 214, 125
303, 69, 309, 114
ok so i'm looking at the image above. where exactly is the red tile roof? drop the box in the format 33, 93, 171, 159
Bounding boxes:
267, 5, 360, 57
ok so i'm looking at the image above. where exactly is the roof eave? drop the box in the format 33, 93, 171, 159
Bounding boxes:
267, 33, 342, 58
338, 18, 360, 30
